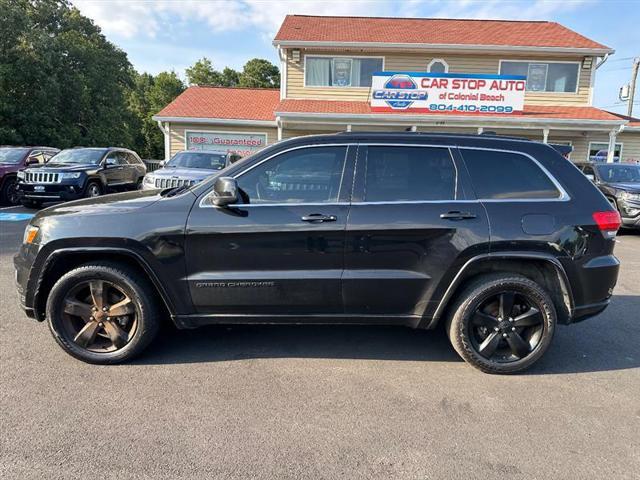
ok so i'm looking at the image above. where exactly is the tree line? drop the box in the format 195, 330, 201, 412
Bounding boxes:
0, 0, 280, 159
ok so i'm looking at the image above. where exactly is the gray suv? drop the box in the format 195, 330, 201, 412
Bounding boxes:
142, 150, 241, 190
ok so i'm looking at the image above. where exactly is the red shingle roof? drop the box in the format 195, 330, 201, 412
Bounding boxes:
274, 15, 610, 51
155, 86, 280, 121
277, 99, 625, 122
606, 111, 640, 128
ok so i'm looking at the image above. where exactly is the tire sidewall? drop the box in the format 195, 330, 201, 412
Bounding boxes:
85, 181, 101, 198
47, 265, 157, 364
450, 277, 556, 374
2, 177, 19, 205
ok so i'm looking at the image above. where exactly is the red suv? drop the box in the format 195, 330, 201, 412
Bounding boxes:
0, 147, 59, 205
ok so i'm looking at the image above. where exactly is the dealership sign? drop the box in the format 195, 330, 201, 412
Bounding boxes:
186, 131, 267, 157
370, 72, 527, 114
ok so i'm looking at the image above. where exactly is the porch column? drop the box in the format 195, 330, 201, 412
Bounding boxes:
607, 129, 617, 163
542, 128, 550, 144
477, 127, 483, 134
277, 118, 283, 141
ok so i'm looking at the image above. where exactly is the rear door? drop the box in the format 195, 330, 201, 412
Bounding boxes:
343, 143, 490, 319
185, 144, 355, 316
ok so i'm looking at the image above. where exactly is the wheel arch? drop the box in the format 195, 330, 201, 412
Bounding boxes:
33, 247, 176, 324
428, 253, 574, 328
84, 175, 106, 192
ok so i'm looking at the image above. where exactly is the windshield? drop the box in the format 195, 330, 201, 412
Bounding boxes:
49, 149, 106, 165
0, 147, 29, 164
596, 164, 640, 183
166, 151, 228, 170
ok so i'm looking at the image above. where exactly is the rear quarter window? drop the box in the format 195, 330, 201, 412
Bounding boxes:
460, 149, 562, 200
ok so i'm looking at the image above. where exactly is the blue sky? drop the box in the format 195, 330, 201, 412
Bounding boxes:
72, 0, 640, 115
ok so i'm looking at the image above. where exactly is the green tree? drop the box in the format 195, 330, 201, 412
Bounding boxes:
239, 58, 280, 88
185, 57, 223, 86
0, 0, 136, 148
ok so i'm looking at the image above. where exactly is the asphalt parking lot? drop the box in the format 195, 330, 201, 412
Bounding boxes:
1, 204, 639, 479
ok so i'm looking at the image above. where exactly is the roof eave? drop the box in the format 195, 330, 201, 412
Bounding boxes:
275, 111, 626, 129
272, 40, 613, 56
151, 116, 277, 126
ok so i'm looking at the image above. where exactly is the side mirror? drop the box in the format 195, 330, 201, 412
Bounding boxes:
585, 174, 595, 182
211, 177, 239, 206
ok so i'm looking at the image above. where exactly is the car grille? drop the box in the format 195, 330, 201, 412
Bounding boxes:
24, 172, 61, 184
155, 178, 194, 189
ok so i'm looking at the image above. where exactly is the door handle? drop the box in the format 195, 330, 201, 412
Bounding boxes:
301, 213, 337, 223
440, 211, 477, 220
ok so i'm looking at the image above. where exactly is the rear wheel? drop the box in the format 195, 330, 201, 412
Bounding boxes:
446, 274, 556, 374
1, 176, 20, 205
46, 262, 161, 364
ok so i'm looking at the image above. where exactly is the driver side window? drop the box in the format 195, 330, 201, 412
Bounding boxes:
236, 146, 347, 204
105, 152, 122, 166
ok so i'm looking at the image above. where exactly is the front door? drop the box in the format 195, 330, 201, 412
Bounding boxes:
343, 144, 490, 319
102, 151, 126, 188
185, 145, 354, 316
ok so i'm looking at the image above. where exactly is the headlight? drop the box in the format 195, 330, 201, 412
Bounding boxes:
143, 176, 154, 184
620, 191, 640, 201
23, 225, 39, 245
60, 172, 82, 179
17, 171, 25, 180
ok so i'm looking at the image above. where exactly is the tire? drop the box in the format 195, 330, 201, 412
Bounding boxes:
46, 262, 161, 364
21, 199, 42, 209
446, 273, 556, 374
84, 181, 102, 198
1, 176, 20, 205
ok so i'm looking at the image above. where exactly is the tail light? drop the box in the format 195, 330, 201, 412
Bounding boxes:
592, 211, 621, 237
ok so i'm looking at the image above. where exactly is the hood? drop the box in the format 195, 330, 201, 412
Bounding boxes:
33, 189, 164, 222
27, 163, 99, 172
150, 166, 218, 182
607, 182, 640, 193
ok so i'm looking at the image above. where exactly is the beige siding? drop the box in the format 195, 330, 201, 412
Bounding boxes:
285, 49, 592, 106
168, 123, 278, 157
572, 131, 640, 163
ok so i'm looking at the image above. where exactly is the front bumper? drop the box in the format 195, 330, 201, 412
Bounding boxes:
618, 198, 640, 228
17, 182, 85, 202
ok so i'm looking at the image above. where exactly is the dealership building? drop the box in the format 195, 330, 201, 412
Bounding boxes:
153, 15, 640, 163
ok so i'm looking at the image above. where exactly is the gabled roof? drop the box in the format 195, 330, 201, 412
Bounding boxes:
274, 15, 612, 54
154, 86, 280, 123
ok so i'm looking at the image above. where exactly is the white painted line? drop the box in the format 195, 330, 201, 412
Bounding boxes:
0, 205, 22, 211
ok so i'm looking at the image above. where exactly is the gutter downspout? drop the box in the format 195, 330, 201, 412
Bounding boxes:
156, 120, 171, 160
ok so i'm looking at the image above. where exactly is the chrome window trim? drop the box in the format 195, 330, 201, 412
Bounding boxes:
199, 141, 571, 208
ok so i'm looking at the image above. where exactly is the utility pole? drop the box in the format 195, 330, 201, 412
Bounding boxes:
628, 57, 640, 117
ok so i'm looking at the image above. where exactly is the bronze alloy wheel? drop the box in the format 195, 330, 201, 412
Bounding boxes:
60, 279, 138, 352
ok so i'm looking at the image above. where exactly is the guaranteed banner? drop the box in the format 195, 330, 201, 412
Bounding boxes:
186, 131, 267, 157
370, 72, 527, 114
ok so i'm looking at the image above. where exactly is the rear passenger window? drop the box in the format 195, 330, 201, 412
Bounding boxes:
364, 146, 456, 202
461, 149, 561, 200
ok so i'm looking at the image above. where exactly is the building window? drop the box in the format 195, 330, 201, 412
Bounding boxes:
427, 58, 449, 74
305, 56, 383, 87
500, 61, 579, 93
588, 142, 623, 162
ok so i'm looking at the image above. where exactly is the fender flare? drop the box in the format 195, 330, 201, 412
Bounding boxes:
428, 252, 574, 328
34, 246, 177, 320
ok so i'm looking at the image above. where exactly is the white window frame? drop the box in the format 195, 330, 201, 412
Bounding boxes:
588, 141, 623, 162
184, 129, 269, 157
498, 59, 581, 94
303, 54, 385, 89
427, 58, 449, 73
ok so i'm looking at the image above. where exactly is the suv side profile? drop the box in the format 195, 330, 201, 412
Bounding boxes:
17, 147, 146, 208
14, 133, 621, 373
0, 146, 59, 205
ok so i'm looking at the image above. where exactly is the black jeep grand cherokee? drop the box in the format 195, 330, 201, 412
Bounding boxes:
14, 133, 621, 373
17, 147, 146, 208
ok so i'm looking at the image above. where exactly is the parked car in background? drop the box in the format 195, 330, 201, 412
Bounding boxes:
0, 146, 59, 205
576, 162, 640, 229
17, 147, 146, 208
15, 132, 621, 373
142, 150, 241, 190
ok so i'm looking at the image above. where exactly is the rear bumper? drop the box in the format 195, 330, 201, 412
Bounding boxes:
568, 254, 619, 324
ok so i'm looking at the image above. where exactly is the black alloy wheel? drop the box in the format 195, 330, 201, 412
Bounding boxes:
2, 177, 20, 205
47, 262, 161, 364
447, 274, 556, 374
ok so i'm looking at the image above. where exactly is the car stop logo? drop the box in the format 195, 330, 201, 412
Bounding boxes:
372, 74, 428, 109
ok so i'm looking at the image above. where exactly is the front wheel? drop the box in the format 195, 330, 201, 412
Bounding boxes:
1, 177, 20, 205
46, 262, 161, 364
84, 181, 102, 198
446, 274, 556, 374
